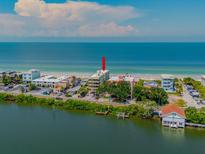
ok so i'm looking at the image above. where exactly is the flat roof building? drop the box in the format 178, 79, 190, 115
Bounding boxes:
22, 69, 40, 83
0, 71, 18, 78
32, 75, 69, 88
161, 74, 175, 92
144, 81, 159, 88
109, 75, 135, 83
88, 70, 110, 93
88, 56, 110, 93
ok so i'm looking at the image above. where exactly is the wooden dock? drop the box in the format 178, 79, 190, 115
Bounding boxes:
186, 123, 205, 128
96, 111, 109, 116
117, 112, 129, 120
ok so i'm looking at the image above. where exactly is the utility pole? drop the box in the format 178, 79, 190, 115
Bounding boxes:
130, 80, 133, 100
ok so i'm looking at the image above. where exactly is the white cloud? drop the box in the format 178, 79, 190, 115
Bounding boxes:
0, 0, 139, 37
79, 22, 136, 36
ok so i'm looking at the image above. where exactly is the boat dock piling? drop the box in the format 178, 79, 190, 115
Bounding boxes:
186, 123, 205, 128
117, 112, 129, 120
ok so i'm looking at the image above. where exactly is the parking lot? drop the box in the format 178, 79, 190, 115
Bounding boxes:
183, 84, 205, 108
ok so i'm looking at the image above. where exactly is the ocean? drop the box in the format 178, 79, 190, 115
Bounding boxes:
0, 42, 205, 74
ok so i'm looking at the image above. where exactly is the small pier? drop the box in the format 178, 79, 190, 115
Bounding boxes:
186, 123, 205, 128
96, 111, 109, 116
117, 112, 129, 120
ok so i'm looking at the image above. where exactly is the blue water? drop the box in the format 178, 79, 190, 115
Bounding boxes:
0, 42, 205, 74
0, 103, 205, 154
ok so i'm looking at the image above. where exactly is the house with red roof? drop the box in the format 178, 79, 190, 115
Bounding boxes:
161, 104, 186, 128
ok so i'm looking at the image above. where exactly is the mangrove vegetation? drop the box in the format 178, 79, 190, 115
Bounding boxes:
0, 92, 157, 119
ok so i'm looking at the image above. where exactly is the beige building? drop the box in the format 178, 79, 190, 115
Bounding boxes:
32, 75, 69, 89
88, 70, 110, 93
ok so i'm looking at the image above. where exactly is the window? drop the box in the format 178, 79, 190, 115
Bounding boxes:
172, 112, 177, 116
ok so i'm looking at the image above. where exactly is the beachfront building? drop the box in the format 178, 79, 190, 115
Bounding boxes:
88, 56, 110, 93
161, 74, 175, 92
144, 81, 159, 88
109, 75, 136, 83
32, 75, 69, 89
88, 70, 110, 93
161, 104, 186, 128
0, 71, 18, 79
22, 69, 40, 83
0, 71, 22, 85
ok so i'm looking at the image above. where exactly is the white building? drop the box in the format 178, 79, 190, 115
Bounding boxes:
109, 75, 135, 83
88, 70, 110, 93
22, 69, 40, 83
161, 74, 175, 92
32, 75, 68, 88
161, 104, 186, 128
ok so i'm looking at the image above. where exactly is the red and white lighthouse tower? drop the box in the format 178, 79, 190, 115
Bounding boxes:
102, 56, 106, 71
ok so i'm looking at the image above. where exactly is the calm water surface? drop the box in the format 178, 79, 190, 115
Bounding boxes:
0, 43, 205, 74
0, 103, 205, 154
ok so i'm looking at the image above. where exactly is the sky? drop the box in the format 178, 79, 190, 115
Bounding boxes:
0, 0, 205, 42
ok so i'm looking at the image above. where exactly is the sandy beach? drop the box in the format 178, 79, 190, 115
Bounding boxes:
40, 71, 202, 80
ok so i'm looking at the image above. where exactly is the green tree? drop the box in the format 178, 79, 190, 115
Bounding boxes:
186, 107, 199, 123
97, 81, 130, 102
14, 75, 22, 84
149, 88, 168, 105
111, 81, 130, 102
2, 76, 12, 85
96, 82, 109, 96
133, 86, 147, 101
174, 78, 183, 95
65, 93, 72, 97
78, 86, 88, 97
29, 83, 37, 91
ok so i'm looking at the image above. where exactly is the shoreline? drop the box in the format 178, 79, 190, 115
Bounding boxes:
0, 92, 155, 119
1, 92, 205, 130
40, 71, 202, 80
1, 68, 204, 79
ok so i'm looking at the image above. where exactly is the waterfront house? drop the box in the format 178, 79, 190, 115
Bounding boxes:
161, 74, 175, 92
22, 69, 40, 83
161, 104, 186, 128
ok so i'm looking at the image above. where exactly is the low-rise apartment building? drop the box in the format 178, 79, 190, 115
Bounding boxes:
22, 69, 40, 83
32, 75, 69, 89
161, 74, 175, 92
88, 70, 110, 93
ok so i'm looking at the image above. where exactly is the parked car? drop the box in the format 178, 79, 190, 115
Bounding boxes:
57, 93, 63, 97
42, 89, 53, 95
3, 86, 10, 91
200, 100, 205, 105
8, 85, 13, 89
191, 92, 200, 97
